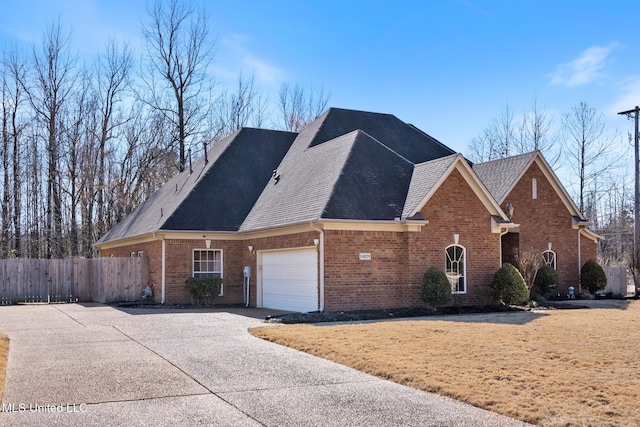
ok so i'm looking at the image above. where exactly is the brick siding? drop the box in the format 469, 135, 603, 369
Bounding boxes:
503, 162, 598, 295
101, 170, 505, 310
323, 168, 502, 310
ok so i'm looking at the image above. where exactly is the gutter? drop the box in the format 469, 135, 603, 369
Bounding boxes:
310, 222, 324, 312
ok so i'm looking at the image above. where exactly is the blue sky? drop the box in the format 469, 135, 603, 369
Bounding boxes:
0, 0, 638, 155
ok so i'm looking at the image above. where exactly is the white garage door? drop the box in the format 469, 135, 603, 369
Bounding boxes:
262, 249, 318, 312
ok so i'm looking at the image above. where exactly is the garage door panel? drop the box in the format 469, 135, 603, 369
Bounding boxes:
262, 249, 318, 312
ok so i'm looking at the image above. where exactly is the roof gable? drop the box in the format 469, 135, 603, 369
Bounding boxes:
404, 154, 509, 223
472, 151, 538, 204
402, 154, 459, 219
473, 151, 586, 219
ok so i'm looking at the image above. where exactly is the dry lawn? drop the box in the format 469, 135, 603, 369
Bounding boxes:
251, 303, 640, 426
0, 334, 8, 399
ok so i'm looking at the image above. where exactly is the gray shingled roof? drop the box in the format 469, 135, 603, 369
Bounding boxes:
99, 107, 477, 244
239, 130, 357, 231
239, 128, 417, 230
321, 131, 414, 220
402, 154, 460, 219
308, 108, 455, 163
97, 128, 296, 243
472, 151, 538, 204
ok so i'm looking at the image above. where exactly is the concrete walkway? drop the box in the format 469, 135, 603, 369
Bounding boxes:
0, 304, 530, 426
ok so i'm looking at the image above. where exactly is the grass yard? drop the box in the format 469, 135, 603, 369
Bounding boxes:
0, 334, 8, 399
251, 302, 640, 426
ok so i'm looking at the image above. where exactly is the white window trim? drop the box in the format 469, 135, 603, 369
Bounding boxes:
445, 244, 467, 294
542, 249, 556, 270
192, 249, 224, 296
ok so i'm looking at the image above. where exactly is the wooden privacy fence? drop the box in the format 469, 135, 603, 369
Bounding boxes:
0, 257, 148, 305
602, 266, 635, 297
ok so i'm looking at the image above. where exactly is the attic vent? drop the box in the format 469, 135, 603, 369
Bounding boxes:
532, 178, 538, 200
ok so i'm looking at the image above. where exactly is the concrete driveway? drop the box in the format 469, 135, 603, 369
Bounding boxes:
0, 304, 530, 426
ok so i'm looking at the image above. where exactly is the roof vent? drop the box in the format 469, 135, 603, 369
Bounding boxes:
272, 169, 281, 184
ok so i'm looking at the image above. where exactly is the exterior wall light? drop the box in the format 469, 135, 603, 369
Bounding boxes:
505, 203, 514, 218
313, 239, 320, 246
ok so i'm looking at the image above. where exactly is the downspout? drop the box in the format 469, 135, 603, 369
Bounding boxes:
161, 237, 166, 304
310, 222, 324, 312
577, 229, 582, 293
499, 228, 509, 266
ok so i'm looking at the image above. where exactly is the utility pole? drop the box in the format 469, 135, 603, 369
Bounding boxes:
618, 106, 639, 293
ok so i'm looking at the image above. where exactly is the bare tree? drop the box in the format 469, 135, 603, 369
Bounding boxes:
515, 96, 559, 165
467, 104, 516, 162
1, 66, 12, 257
562, 101, 617, 213
61, 67, 93, 256
278, 83, 329, 132
6, 51, 27, 257
94, 39, 133, 238
468, 100, 560, 163
140, 0, 214, 172
20, 21, 76, 258
208, 72, 271, 141
514, 249, 542, 297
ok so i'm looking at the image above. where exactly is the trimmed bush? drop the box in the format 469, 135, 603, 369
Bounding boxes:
491, 263, 529, 305
186, 277, 223, 306
421, 267, 451, 310
580, 259, 607, 294
534, 264, 559, 297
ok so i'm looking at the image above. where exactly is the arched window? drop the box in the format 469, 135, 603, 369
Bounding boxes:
445, 244, 466, 294
542, 250, 556, 270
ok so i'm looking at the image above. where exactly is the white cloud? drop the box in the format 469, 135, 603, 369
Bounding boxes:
243, 55, 285, 83
549, 43, 617, 87
217, 33, 285, 85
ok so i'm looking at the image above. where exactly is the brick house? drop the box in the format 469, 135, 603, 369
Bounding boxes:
95, 108, 598, 311
473, 151, 601, 295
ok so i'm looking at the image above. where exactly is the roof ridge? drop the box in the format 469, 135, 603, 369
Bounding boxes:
406, 123, 457, 157
474, 150, 539, 166
352, 129, 414, 165
414, 152, 460, 167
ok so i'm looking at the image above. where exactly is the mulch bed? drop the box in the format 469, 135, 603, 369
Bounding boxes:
265, 304, 527, 324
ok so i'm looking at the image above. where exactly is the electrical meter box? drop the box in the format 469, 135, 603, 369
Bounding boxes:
243, 266, 251, 278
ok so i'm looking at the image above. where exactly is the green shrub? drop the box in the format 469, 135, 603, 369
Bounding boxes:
580, 259, 607, 294
491, 263, 529, 305
186, 277, 223, 306
421, 267, 451, 310
534, 264, 559, 297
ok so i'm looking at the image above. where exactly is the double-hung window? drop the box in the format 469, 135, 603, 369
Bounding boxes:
193, 249, 223, 295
